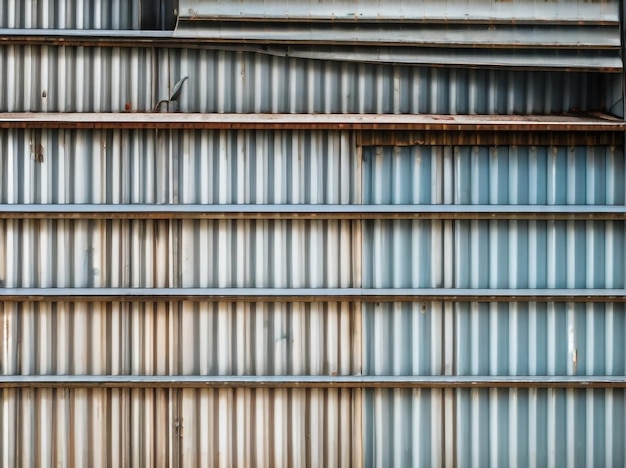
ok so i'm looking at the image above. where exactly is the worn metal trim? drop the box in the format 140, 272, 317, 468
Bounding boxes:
357, 130, 625, 146
0, 204, 624, 220
0, 375, 624, 389
0, 113, 623, 131
1, 288, 624, 302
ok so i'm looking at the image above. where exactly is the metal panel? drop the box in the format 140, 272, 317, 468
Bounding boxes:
0, 301, 359, 377
179, 0, 620, 23
175, 0, 622, 69
362, 219, 625, 288
0, 129, 358, 204
0, 46, 620, 113
0, 388, 177, 466
363, 388, 626, 467
178, 388, 358, 467
361, 141, 626, 466
1, 386, 360, 466
363, 302, 626, 377
0, 0, 141, 29
0, 220, 358, 291
363, 145, 625, 206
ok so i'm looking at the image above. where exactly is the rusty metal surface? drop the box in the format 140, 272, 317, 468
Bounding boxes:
357, 130, 625, 146
0, 112, 623, 130
1, 375, 625, 389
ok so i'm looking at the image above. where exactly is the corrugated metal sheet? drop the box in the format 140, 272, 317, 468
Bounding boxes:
363, 220, 625, 288
364, 388, 625, 467
1, 0, 625, 465
0, 130, 358, 203
0, 387, 360, 467
359, 141, 626, 465
0, 300, 359, 376
0, 46, 620, 113
363, 302, 626, 376
0, 0, 141, 29
363, 145, 625, 206
0, 388, 177, 466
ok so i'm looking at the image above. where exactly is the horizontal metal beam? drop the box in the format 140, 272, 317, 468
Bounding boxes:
174, 24, 619, 50
0, 204, 624, 221
0, 113, 622, 131
0, 375, 624, 389
0, 288, 624, 303
0, 25, 619, 42
357, 130, 624, 146
0, 30, 620, 70
177, 0, 620, 25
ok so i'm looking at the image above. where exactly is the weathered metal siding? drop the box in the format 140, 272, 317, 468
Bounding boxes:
1, 0, 625, 466
0, 46, 620, 113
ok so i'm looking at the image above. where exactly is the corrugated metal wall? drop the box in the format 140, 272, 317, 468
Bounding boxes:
0, 47, 619, 112
1, 0, 625, 466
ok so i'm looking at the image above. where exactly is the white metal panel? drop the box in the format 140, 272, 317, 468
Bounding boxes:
0, 388, 177, 467
179, 388, 358, 467
0, 300, 359, 378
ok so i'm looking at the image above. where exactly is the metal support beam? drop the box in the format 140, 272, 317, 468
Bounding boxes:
0, 375, 624, 389
0, 288, 624, 302
0, 113, 623, 131
0, 204, 623, 221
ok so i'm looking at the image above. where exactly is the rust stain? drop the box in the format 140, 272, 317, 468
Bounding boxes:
35, 144, 44, 163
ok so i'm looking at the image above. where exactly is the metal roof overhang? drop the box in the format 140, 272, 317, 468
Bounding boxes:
172, 0, 623, 70
0, 28, 621, 71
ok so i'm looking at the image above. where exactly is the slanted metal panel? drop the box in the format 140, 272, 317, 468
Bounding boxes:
176, 0, 622, 69
0, 0, 141, 29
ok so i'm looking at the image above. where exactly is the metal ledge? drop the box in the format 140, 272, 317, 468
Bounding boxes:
0, 112, 623, 131
0, 375, 624, 389
0, 204, 624, 220
0, 288, 624, 303
0, 29, 620, 70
